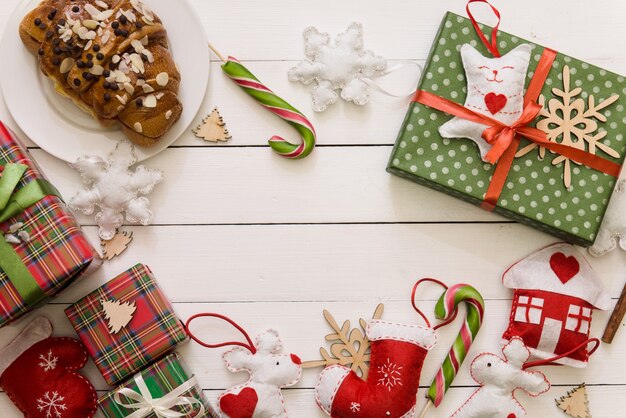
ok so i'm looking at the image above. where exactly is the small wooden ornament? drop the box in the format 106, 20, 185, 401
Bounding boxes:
100, 299, 136, 334
602, 281, 626, 344
101, 230, 133, 260
556, 384, 592, 418
193, 107, 232, 142
302, 304, 384, 378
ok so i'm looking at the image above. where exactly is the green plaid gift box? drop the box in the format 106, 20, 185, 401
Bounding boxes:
0, 121, 96, 327
65, 264, 187, 386
387, 11, 626, 246
99, 353, 217, 418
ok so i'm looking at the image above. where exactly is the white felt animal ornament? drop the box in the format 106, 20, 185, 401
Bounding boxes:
185, 314, 302, 418
439, 43, 532, 161
589, 179, 626, 257
450, 337, 550, 418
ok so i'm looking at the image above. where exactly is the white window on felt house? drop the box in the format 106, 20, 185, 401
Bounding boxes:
514, 296, 544, 325
565, 305, 592, 334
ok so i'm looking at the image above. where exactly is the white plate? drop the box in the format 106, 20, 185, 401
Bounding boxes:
0, 0, 209, 163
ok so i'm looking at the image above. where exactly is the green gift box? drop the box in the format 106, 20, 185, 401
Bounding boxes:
387, 11, 626, 246
98, 353, 217, 418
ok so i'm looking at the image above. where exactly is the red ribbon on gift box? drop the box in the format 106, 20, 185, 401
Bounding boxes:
414, 0, 622, 211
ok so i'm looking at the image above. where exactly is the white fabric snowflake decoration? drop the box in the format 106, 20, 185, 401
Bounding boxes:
288, 23, 387, 112
589, 179, 626, 257
69, 141, 163, 240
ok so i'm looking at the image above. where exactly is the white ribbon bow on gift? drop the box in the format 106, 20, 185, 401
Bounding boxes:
113, 374, 205, 418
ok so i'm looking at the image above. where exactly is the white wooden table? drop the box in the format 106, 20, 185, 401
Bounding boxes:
1, 1, 625, 417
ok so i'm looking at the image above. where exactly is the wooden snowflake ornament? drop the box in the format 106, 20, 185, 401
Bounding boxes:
516, 65, 620, 188
303, 304, 384, 378
556, 384, 592, 418
193, 107, 232, 142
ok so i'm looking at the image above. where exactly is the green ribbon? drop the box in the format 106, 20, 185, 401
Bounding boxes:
0, 163, 61, 308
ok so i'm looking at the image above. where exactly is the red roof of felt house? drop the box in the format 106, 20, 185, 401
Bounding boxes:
502, 243, 611, 310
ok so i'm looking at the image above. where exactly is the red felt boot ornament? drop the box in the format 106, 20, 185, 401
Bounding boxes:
0, 316, 97, 418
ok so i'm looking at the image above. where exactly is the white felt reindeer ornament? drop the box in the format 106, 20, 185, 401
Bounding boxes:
450, 337, 550, 418
186, 313, 302, 418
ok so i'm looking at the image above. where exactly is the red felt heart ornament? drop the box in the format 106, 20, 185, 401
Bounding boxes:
549, 252, 580, 284
220, 387, 258, 418
484, 92, 508, 114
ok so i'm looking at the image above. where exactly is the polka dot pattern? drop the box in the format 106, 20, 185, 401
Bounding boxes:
388, 11, 626, 244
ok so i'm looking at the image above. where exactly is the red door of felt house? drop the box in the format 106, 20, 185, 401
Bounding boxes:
503, 290, 592, 365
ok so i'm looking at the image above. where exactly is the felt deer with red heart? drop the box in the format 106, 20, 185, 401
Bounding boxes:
449, 337, 551, 418
185, 314, 302, 418
502, 243, 611, 367
0, 316, 97, 418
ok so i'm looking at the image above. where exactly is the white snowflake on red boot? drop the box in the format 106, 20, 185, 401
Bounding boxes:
377, 358, 403, 391
37, 391, 67, 418
38, 350, 58, 372
350, 402, 361, 412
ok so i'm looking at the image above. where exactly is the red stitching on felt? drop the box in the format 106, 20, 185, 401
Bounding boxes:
452, 337, 550, 417
219, 331, 299, 417
367, 320, 437, 350
314, 365, 350, 415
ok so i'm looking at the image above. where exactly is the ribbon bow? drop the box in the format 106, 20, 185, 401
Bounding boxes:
0, 163, 62, 308
114, 374, 205, 418
481, 101, 546, 164
0, 163, 28, 218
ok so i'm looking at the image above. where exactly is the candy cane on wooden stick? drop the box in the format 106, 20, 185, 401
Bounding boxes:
209, 43, 316, 159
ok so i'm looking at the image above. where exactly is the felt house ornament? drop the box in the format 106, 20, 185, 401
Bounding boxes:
502, 243, 611, 367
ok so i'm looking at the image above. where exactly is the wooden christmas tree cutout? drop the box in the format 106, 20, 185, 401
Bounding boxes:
556, 384, 592, 418
101, 299, 136, 334
101, 230, 133, 260
302, 304, 384, 378
193, 107, 232, 142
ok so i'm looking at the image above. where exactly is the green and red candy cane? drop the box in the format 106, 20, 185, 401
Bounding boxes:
428, 283, 485, 406
210, 45, 316, 159
413, 279, 485, 417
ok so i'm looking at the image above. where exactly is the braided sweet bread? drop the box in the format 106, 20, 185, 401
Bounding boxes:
19, 0, 182, 147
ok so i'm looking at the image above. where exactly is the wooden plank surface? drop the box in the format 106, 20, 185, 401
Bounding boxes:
0, 0, 625, 417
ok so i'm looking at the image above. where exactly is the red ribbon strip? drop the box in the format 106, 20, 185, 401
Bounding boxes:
413, 49, 622, 211
466, 0, 501, 57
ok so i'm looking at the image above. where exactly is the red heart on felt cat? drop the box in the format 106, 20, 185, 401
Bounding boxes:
484, 92, 508, 114
220, 387, 258, 418
549, 252, 580, 284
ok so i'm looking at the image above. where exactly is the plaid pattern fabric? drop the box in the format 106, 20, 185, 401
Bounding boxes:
65, 264, 187, 385
0, 122, 96, 327
99, 353, 217, 418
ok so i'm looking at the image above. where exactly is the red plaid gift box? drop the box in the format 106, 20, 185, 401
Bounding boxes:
0, 121, 96, 327
65, 264, 187, 385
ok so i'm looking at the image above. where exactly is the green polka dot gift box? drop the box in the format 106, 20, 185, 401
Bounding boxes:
387, 11, 626, 246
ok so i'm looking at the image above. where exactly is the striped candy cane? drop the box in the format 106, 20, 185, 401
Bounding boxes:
221, 57, 316, 159
427, 283, 485, 407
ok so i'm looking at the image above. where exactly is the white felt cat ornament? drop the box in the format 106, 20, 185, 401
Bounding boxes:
439, 43, 532, 162
185, 314, 302, 418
